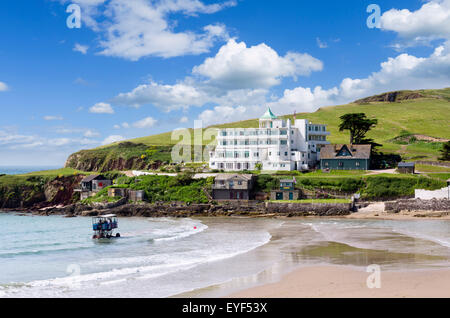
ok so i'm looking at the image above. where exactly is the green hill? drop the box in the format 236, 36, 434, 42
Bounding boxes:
66, 88, 450, 171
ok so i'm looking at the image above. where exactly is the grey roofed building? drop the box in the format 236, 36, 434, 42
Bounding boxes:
398, 162, 415, 168
212, 174, 255, 200
320, 144, 372, 160
398, 162, 415, 174
214, 174, 254, 182
81, 174, 103, 183
320, 144, 372, 170
77, 174, 112, 200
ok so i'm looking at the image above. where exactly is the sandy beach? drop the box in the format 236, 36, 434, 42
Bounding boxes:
229, 265, 450, 298
346, 202, 450, 220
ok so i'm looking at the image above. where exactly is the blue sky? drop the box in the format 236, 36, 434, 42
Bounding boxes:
0, 0, 449, 166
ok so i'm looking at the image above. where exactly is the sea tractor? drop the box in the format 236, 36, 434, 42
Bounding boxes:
92, 214, 121, 240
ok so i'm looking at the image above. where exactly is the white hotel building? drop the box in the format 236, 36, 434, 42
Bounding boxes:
209, 108, 331, 171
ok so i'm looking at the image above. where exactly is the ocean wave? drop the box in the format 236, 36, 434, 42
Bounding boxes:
1, 230, 272, 297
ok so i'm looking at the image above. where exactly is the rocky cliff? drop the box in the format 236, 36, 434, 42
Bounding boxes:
0, 175, 83, 209
64, 142, 171, 172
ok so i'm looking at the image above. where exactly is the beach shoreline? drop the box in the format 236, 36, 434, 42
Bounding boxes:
228, 265, 450, 298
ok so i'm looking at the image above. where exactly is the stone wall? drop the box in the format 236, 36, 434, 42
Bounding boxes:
385, 199, 450, 213
35, 200, 353, 217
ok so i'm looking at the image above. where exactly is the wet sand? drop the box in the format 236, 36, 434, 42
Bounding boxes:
180, 217, 450, 298
229, 265, 450, 298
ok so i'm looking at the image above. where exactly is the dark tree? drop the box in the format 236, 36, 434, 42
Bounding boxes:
439, 141, 450, 161
339, 113, 378, 144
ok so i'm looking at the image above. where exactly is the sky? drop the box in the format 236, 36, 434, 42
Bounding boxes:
0, 0, 449, 166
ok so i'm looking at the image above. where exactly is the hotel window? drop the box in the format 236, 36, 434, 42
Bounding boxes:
254, 152, 259, 157
280, 140, 287, 145
269, 152, 272, 156
285, 152, 288, 156
356, 162, 361, 167
325, 162, 329, 167
244, 152, 250, 158
277, 152, 281, 156
280, 130, 287, 135
339, 162, 344, 167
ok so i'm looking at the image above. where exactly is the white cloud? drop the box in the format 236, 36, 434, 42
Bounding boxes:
113, 81, 206, 110
197, 44, 450, 126
89, 102, 115, 114
111, 39, 322, 111
68, 0, 235, 61
0, 82, 8, 91
133, 117, 157, 129
44, 115, 64, 121
193, 39, 323, 89
316, 37, 328, 49
380, 0, 450, 46
83, 129, 101, 138
179, 116, 189, 123
0, 129, 98, 150
102, 135, 125, 145
73, 43, 89, 54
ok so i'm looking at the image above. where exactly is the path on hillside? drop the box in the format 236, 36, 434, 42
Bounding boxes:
123, 170, 218, 179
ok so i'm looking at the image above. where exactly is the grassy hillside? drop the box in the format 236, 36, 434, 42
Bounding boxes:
66, 88, 450, 171
124, 88, 450, 161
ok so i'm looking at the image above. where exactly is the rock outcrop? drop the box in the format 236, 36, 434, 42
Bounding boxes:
355, 91, 424, 104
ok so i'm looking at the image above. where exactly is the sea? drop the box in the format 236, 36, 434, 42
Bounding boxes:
0, 213, 449, 298
0, 166, 61, 175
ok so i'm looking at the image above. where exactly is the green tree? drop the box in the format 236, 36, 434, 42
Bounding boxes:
339, 113, 378, 144
439, 141, 450, 161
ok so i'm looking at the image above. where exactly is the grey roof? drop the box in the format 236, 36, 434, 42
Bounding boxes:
398, 162, 415, 168
320, 144, 372, 160
215, 174, 253, 181
81, 174, 106, 182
